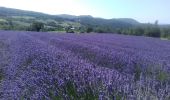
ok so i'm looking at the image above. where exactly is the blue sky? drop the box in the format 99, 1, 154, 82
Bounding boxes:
0, 0, 169, 24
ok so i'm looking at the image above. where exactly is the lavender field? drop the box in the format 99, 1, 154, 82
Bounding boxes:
0, 30, 170, 100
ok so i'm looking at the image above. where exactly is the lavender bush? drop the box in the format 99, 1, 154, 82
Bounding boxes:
0, 30, 169, 100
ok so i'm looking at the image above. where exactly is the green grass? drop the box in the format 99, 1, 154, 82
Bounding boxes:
21, 56, 36, 68
134, 63, 142, 82
157, 71, 169, 82
145, 64, 169, 83
48, 80, 127, 100
49, 90, 63, 100
0, 41, 6, 81
12, 21, 30, 26
0, 18, 7, 22
161, 37, 169, 40
0, 69, 3, 81
49, 31, 66, 33
49, 81, 99, 100
11, 16, 35, 19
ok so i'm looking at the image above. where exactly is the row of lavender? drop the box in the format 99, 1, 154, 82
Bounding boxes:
0, 31, 133, 99
30, 32, 170, 77
0, 31, 169, 99
28, 32, 170, 99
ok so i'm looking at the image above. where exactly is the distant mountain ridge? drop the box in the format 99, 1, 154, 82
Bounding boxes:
0, 7, 139, 24
0, 6, 140, 32
1, 6, 170, 39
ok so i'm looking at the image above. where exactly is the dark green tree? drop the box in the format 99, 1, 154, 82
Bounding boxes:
65, 26, 74, 33
86, 27, 93, 33
134, 27, 144, 36
144, 21, 161, 38
144, 27, 160, 37
47, 21, 57, 27
30, 22, 44, 32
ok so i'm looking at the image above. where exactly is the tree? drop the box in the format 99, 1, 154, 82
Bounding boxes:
133, 27, 144, 36
30, 22, 44, 32
65, 26, 75, 33
86, 27, 93, 33
155, 20, 158, 25
145, 25, 161, 37
47, 21, 57, 27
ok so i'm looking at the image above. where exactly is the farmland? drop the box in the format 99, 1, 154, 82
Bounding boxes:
0, 30, 169, 99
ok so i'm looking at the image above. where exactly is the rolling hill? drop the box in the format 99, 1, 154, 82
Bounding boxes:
0, 7, 140, 32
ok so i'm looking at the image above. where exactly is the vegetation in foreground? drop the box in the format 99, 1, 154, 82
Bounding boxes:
0, 30, 169, 99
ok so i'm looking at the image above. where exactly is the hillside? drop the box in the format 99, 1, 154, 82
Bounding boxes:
0, 7, 139, 32
0, 7, 170, 39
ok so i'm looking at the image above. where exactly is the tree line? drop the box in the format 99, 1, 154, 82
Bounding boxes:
0, 19, 170, 39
